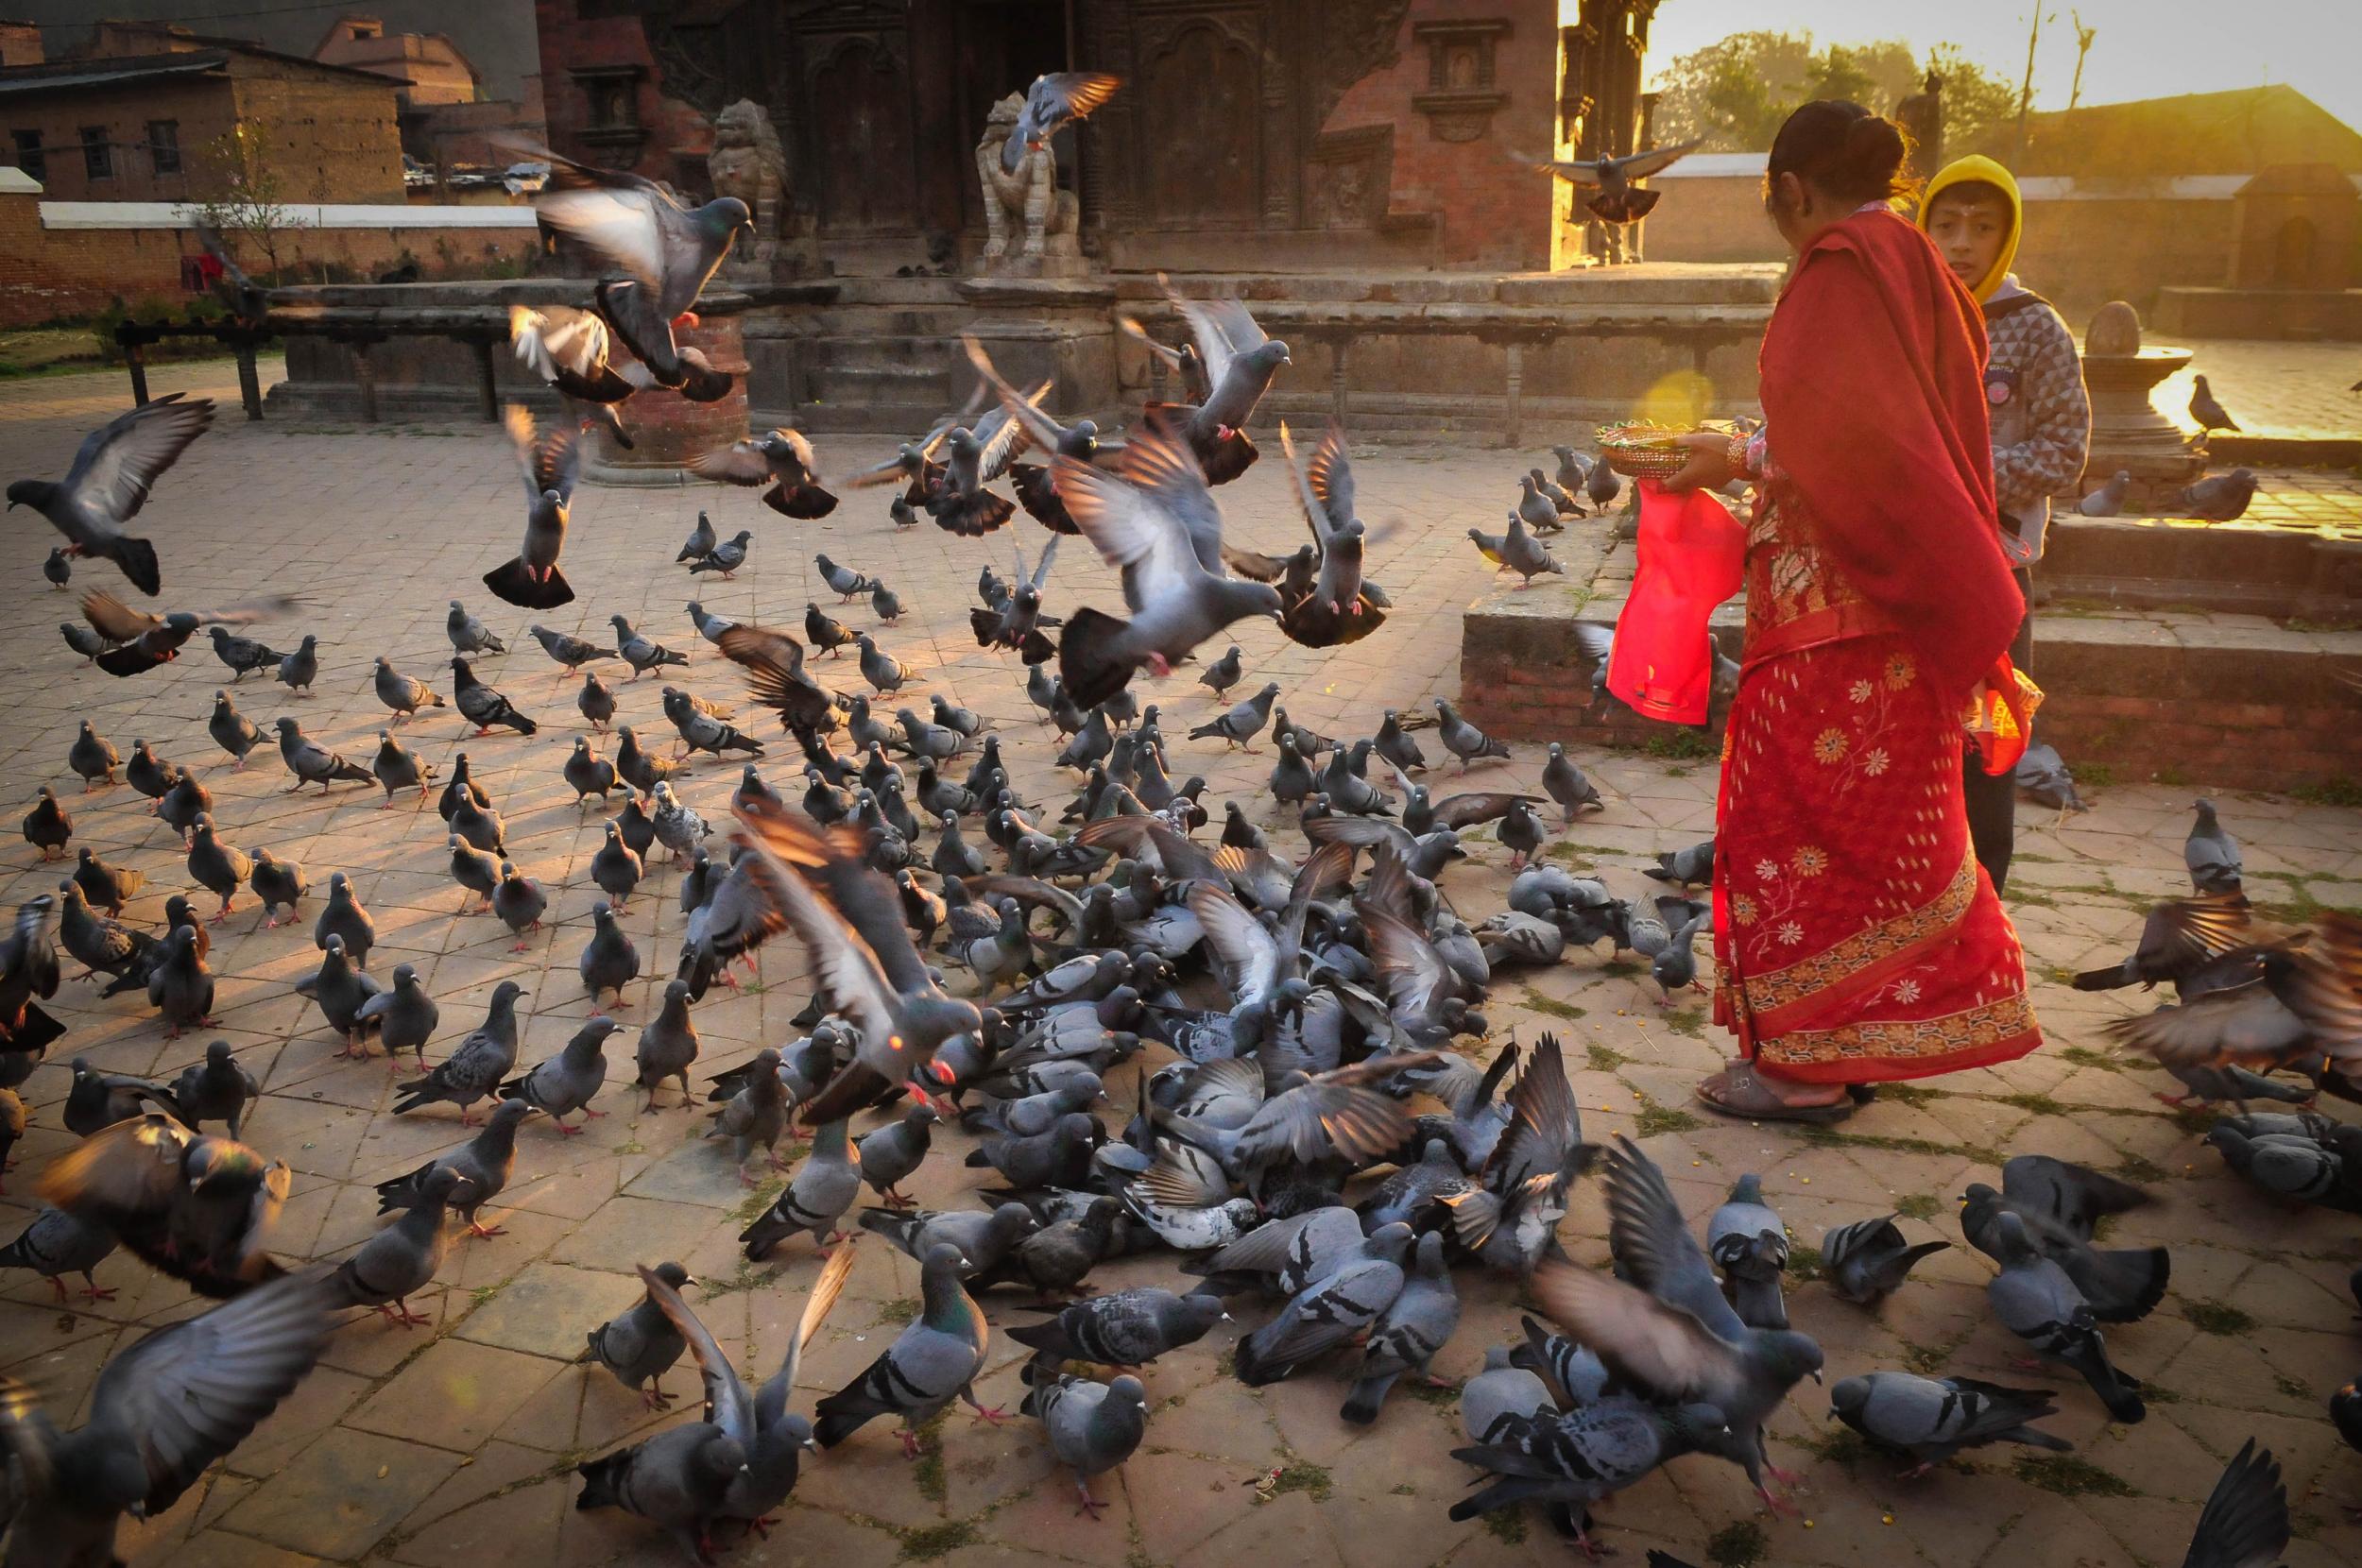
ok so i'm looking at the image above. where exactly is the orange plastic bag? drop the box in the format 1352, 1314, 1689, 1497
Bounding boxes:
1606, 480, 1745, 724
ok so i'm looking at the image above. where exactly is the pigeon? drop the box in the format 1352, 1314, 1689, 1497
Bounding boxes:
483, 405, 581, 609
2188, 373, 2239, 437
1541, 742, 1602, 819
740, 1116, 861, 1257
588, 821, 645, 913
1197, 645, 1242, 696
704, 1048, 791, 1185
60, 620, 110, 661
0, 1267, 334, 1567
77, 588, 295, 678
377, 1098, 532, 1237
1268, 420, 1388, 645
585, 1261, 697, 1408
1645, 839, 1716, 888
813, 1242, 995, 1451
332, 1166, 458, 1326
37, 1112, 290, 1297
1461, 1346, 1552, 1447
66, 721, 119, 791
372, 656, 445, 722
1532, 1135, 1825, 1509
1587, 456, 1622, 511
572, 1418, 748, 1564
1984, 1211, 2146, 1423
529, 622, 617, 674
55, 880, 153, 987
1498, 797, 1545, 868
185, 816, 251, 919
730, 794, 982, 1122
446, 600, 506, 655
1340, 1230, 1461, 1423
665, 685, 765, 757
611, 613, 688, 679
208, 689, 264, 767
499, 1014, 622, 1133
871, 577, 901, 620
1829, 1372, 2071, 1476
509, 300, 642, 404
1961, 1156, 2169, 1324
1234, 1222, 1412, 1386
2178, 468, 2257, 521
1821, 1216, 1950, 1305
696, 428, 837, 517
353, 962, 439, 1073
1707, 1174, 1790, 1331
0, 1204, 118, 1301
70, 845, 141, 915
2078, 469, 2131, 517
273, 633, 319, 696
2015, 741, 2087, 812
393, 980, 525, 1122
453, 656, 539, 735
42, 544, 70, 588
61, 1057, 180, 1136
2069, 891, 2251, 997
564, 737, 622, 807
1007, 1286, 1226, 1372
850, 1106, 936, 1208
1446, 1397, 1727, 1552
271, 717, 371, 794
2185, 797, 2244, 894
579, 901, 642, 1014
7, 393, 213, 593
210, 623, 283, 680
1143, 283, 1290, 482
491, 862, 548, 952
1497, 510, 1564, 586
1519, 137, 1703, 224
20, 789, 71, 861
1433, 698, 1510, 769
814, 554, 873, 602
1055, 430, 1286, 705
304, 870, 372, 963
449, 785, 507, 857
2180, 1439, 2290, 1568
1189, 680, 1281, 748
1002, 71, 1121, 169
1025, 1371, 1147, 1520
634, 978, 701, 1109
294, 933, 381, 1053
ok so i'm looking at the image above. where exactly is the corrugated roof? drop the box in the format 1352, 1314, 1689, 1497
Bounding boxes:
0, 50, 229, 97
1966, 85, 2362, 179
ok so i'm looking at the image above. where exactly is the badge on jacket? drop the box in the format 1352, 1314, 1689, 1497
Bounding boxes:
1985, 365, 2020, 408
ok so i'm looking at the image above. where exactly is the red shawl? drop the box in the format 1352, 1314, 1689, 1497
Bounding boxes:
1758, 209, 2023, 705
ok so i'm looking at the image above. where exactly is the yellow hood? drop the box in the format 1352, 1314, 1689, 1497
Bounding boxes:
1917, 155, 2022, 302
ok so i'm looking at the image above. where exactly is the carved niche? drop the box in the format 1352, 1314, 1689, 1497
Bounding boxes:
1412, 19, 1512, 143
1133, 8, 1265, 228
1306, 124, 1393, 230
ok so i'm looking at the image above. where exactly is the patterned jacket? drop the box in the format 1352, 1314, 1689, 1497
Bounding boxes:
1980, 278, 2089, 564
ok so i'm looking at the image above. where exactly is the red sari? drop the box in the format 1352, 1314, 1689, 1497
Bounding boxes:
1711, 209, 2041, 1083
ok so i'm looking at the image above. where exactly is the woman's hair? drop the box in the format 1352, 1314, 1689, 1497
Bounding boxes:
1764, 100, 1917, 211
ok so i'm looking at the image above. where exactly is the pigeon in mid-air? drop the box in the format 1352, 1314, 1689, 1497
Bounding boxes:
517, 140, 749, 397
483, 405, 580, 610
508, 302, 645, 426
1144, 283, 1290, 483
695, 429, 837, 518
7, 393, 214, 594
1001, 72, 1122, 170
1520, 138, 1704, 223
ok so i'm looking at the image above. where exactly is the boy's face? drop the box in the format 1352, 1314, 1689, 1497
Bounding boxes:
1926, 190, 2011, 287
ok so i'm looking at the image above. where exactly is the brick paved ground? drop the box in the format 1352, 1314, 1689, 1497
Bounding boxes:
2, 360, 2360, 1568
2149, 338, 2362, 444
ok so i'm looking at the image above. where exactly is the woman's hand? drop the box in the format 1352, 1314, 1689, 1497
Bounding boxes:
1659, 430, 1737, 494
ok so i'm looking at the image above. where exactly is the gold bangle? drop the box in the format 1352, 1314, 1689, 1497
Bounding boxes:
1725, 433, 1750, 476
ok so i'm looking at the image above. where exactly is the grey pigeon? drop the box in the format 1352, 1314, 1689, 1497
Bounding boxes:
1433, 698, 1509, 769
1341, 1231, 1461, 1423
580, 901, 642, 1013
210, 624, 282, 680
60, 620, 109, 661
1189, 680, 1280, 747
312, 870, 375, 964
1007, 1286, 1225, 1370
55, 879, 152, 986
274, 633, 319, 696
1962, 1156, 2170, 1323
157, 770, 213, 843
572, 1423, 748, 1564
585, 1260, 696, 1408
854, 632, 912, 694
453, 656, 538, 736
579, 669, 617, 727
814, 553, 872, 600
447, 834, 501, 914
652, 781, 709, 863
1461, 1345, 1551, 1446
565, 736, 622, 805
1542, 741, 1602, 819
1235, 1222, 1412, 1386
2188, 373, 2238, 435
42, 544, 70, 588
490, 861, 547, 950
1002, 71, 1121, 169
61, 1057, 178, 1136
22, 788, 71, 861
1374, 708, 1427, 773
529, 622, 616, 672
695, 428, 835, 518
966, 1110, 1098, 1190
1984, 1210, 2146, 1423
612, 613, 688, 678
1497, 509, 1564, 586
663, 686, 763, 758
1446, 1396, 1726, 1553
169, 1039, 260, 1139
145, 924, 217, 1039
370, 730, 435, 810
481, 405, 583, 607
1644, 838, 1715, 887
813, 1242, 994, 1451
740, 1117, 860, 1257
634, 978, 701, 1108
0, 1268, 334, 1568
590, 822, 645, 912
871, 581, 903, 621
687, 528, 752, 576
2181, 1439, 2289, 1568
377, 1098, 532, 1237
705, 1046, 789, 1184
1025, 1371, 1147, 1520
500, 1015, 623, 1132
446, 599, 506, 654
208, 689, 264, 767
334, 1166, 457, 1325
71, 845, 141, 915
0, 1204, 118, 1302
859, 1202, 1039, 1280
676, 510, 717, 563
67, 721, 119, 791
123, 739, 173, 807
2178, 467, 2257, 521
1821, 1216, 1949, 1305
2078, 469, 2131, 517
2185, 797, 2243, 895
354, 962, 439, 1073
2015, 741, 2087, 812
393, 980, 525, 1121
1710, 1181, 1776, 1332
854, 1104, 937, 1207
1829, 1371, 2070, 1475
1197, 645, 1242, 696
294, 933, 382, 1053
274, 717, 370, 793
7, 393, 212, 593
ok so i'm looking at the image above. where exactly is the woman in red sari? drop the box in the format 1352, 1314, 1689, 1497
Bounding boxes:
1664, 102, 2042, 1122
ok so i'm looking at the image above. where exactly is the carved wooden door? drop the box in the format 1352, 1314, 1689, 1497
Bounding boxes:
1134, 9, 1265, 228
806, 32, 919, 232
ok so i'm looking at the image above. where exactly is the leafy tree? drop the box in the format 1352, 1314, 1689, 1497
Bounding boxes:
1652, 32, 2019, 154
193, 122, 288, 278
1926, 43, 2018, 150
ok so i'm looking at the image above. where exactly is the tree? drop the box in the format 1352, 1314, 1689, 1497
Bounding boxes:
1652, 30, 2018, 155
193, 122, 288, 278
1926, 44, 2018, 150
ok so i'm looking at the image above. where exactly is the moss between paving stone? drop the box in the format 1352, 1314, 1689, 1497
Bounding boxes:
1706, 1519, 1771, 1565
898, 1520, 977, 1560
1522, 989, 1587, 1022
1481, 1508, 1527, 1543
911, 1411, 949, 1502
1784, 1244, 1823, 1284
1634, 1099, 1702, 1138
1895, 1193, 1943, 1221
2183, 1300, 2257, 1336
1586, 1044, 1630, 1071
1801, 1424, 1873, 1473
877, 1297, 920, 1325
731, 1177, 786, 1227
1265, 1462, 1332, 1501
2014, 1454, 2137, 1497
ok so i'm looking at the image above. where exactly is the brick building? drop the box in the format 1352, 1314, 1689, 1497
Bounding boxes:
530, 0, 1609, 274
313, 14, 545, 171
0, 25, 405, 204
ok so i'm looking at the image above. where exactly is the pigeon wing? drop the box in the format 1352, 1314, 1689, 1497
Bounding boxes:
531, 153, 674, 288
641, 1264, 754, 1443
1530, 1256, 1737, 1407
1610, 139, 1704, 180
694, 440, 782, 486
59, 395, 214, 527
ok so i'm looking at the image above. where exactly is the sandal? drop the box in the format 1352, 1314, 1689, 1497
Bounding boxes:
1693, 1061, 1857, 1124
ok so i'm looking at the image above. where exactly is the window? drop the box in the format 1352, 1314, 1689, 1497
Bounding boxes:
79, 127, 111, 180
9, 129, 40, 182
147, 119, 180, 175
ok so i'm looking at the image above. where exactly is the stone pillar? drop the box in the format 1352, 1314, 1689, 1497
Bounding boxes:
584, 311, 751, 483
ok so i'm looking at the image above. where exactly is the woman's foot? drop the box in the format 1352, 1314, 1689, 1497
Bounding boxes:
1694, 1061, 1857, 1123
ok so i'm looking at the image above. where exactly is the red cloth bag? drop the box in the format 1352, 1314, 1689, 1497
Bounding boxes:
1606, 479, 1745, 724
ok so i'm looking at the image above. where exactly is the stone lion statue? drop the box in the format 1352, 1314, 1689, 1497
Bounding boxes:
708, 98, 787, 237
976, 91, 1079, 270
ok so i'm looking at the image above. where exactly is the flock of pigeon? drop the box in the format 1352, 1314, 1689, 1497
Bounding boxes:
1, 77, 2358, 1568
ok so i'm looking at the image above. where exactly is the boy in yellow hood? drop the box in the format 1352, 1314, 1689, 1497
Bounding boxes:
1917, 155, 2088, 894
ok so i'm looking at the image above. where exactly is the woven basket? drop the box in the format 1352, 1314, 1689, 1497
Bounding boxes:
1595, 422, 1699, 480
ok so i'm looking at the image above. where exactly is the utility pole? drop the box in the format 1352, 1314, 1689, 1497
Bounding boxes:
2012, 9, 2051, 163
2067, 11, 2097, 112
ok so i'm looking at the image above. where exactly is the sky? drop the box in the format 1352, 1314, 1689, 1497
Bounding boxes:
1622, 0, 2362, 133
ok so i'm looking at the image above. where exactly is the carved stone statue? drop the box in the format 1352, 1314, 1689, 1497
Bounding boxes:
976, 91, 1083, 276
709, 98, 789, 274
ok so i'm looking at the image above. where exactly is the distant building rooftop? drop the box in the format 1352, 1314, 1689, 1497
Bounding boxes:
1966, 84, 2362, 179
0, 49, 230, 97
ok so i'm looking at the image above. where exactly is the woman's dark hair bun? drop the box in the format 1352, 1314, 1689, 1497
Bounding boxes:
1766, 99, 1918, 207
1840, 114, 1907, 186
